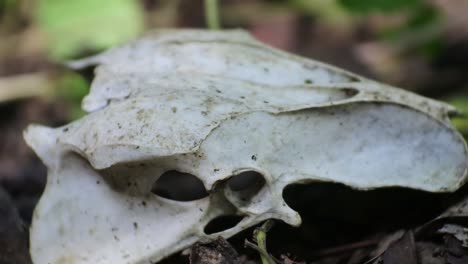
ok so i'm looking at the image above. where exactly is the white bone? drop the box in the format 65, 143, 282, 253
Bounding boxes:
25, 30, 467, 264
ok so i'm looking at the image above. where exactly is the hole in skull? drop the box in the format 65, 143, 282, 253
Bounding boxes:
282, 182, 455, 250
228, 171, 265, 191
227, 171, 265, 202
151, 171, 208, 201
204, 215, 244, 235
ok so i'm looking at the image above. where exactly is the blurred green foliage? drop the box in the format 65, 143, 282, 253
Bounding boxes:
285, 0, 444, 59
57, 72, 88, 119
36, 0, 144, 60
386, 7, 443, 57
447, 93, 468, 137
338, 0, 444, 59
287, 0, 352, 25
0, 0, 15, 12
338, 0, 421, 14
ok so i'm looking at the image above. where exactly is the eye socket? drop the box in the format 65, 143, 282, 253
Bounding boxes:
227, 171, 265, 192
151, 170, 209, 201
225, 171, 266, 204
203, 215, 245, 235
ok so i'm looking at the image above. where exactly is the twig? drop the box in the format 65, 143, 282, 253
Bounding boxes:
246, 220, 277, 264
204, 0, 220, 29
245, 240, 276, 263
0, 72, 53, 103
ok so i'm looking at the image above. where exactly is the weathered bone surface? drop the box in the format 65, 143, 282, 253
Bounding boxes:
24, 29, 467, 264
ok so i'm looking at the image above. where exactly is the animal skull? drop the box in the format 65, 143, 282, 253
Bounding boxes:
24, 30, 468, 264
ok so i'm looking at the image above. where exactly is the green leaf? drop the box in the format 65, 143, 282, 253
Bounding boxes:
377, 4, 443, 59
58, 72, 88, 101
338, 0, 421, 14
36, 0, 144, 60
57, 72, 89, 120
446, 93, 468, 137
289, 0, 353, 25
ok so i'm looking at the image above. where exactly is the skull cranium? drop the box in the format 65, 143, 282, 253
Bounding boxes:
24, 30, 468, 264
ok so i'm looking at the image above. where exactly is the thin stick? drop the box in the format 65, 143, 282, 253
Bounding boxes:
255, 220, 276, 264
245, 240, 275, 263
204, 0, 220, 29
0, 73, 53, 103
